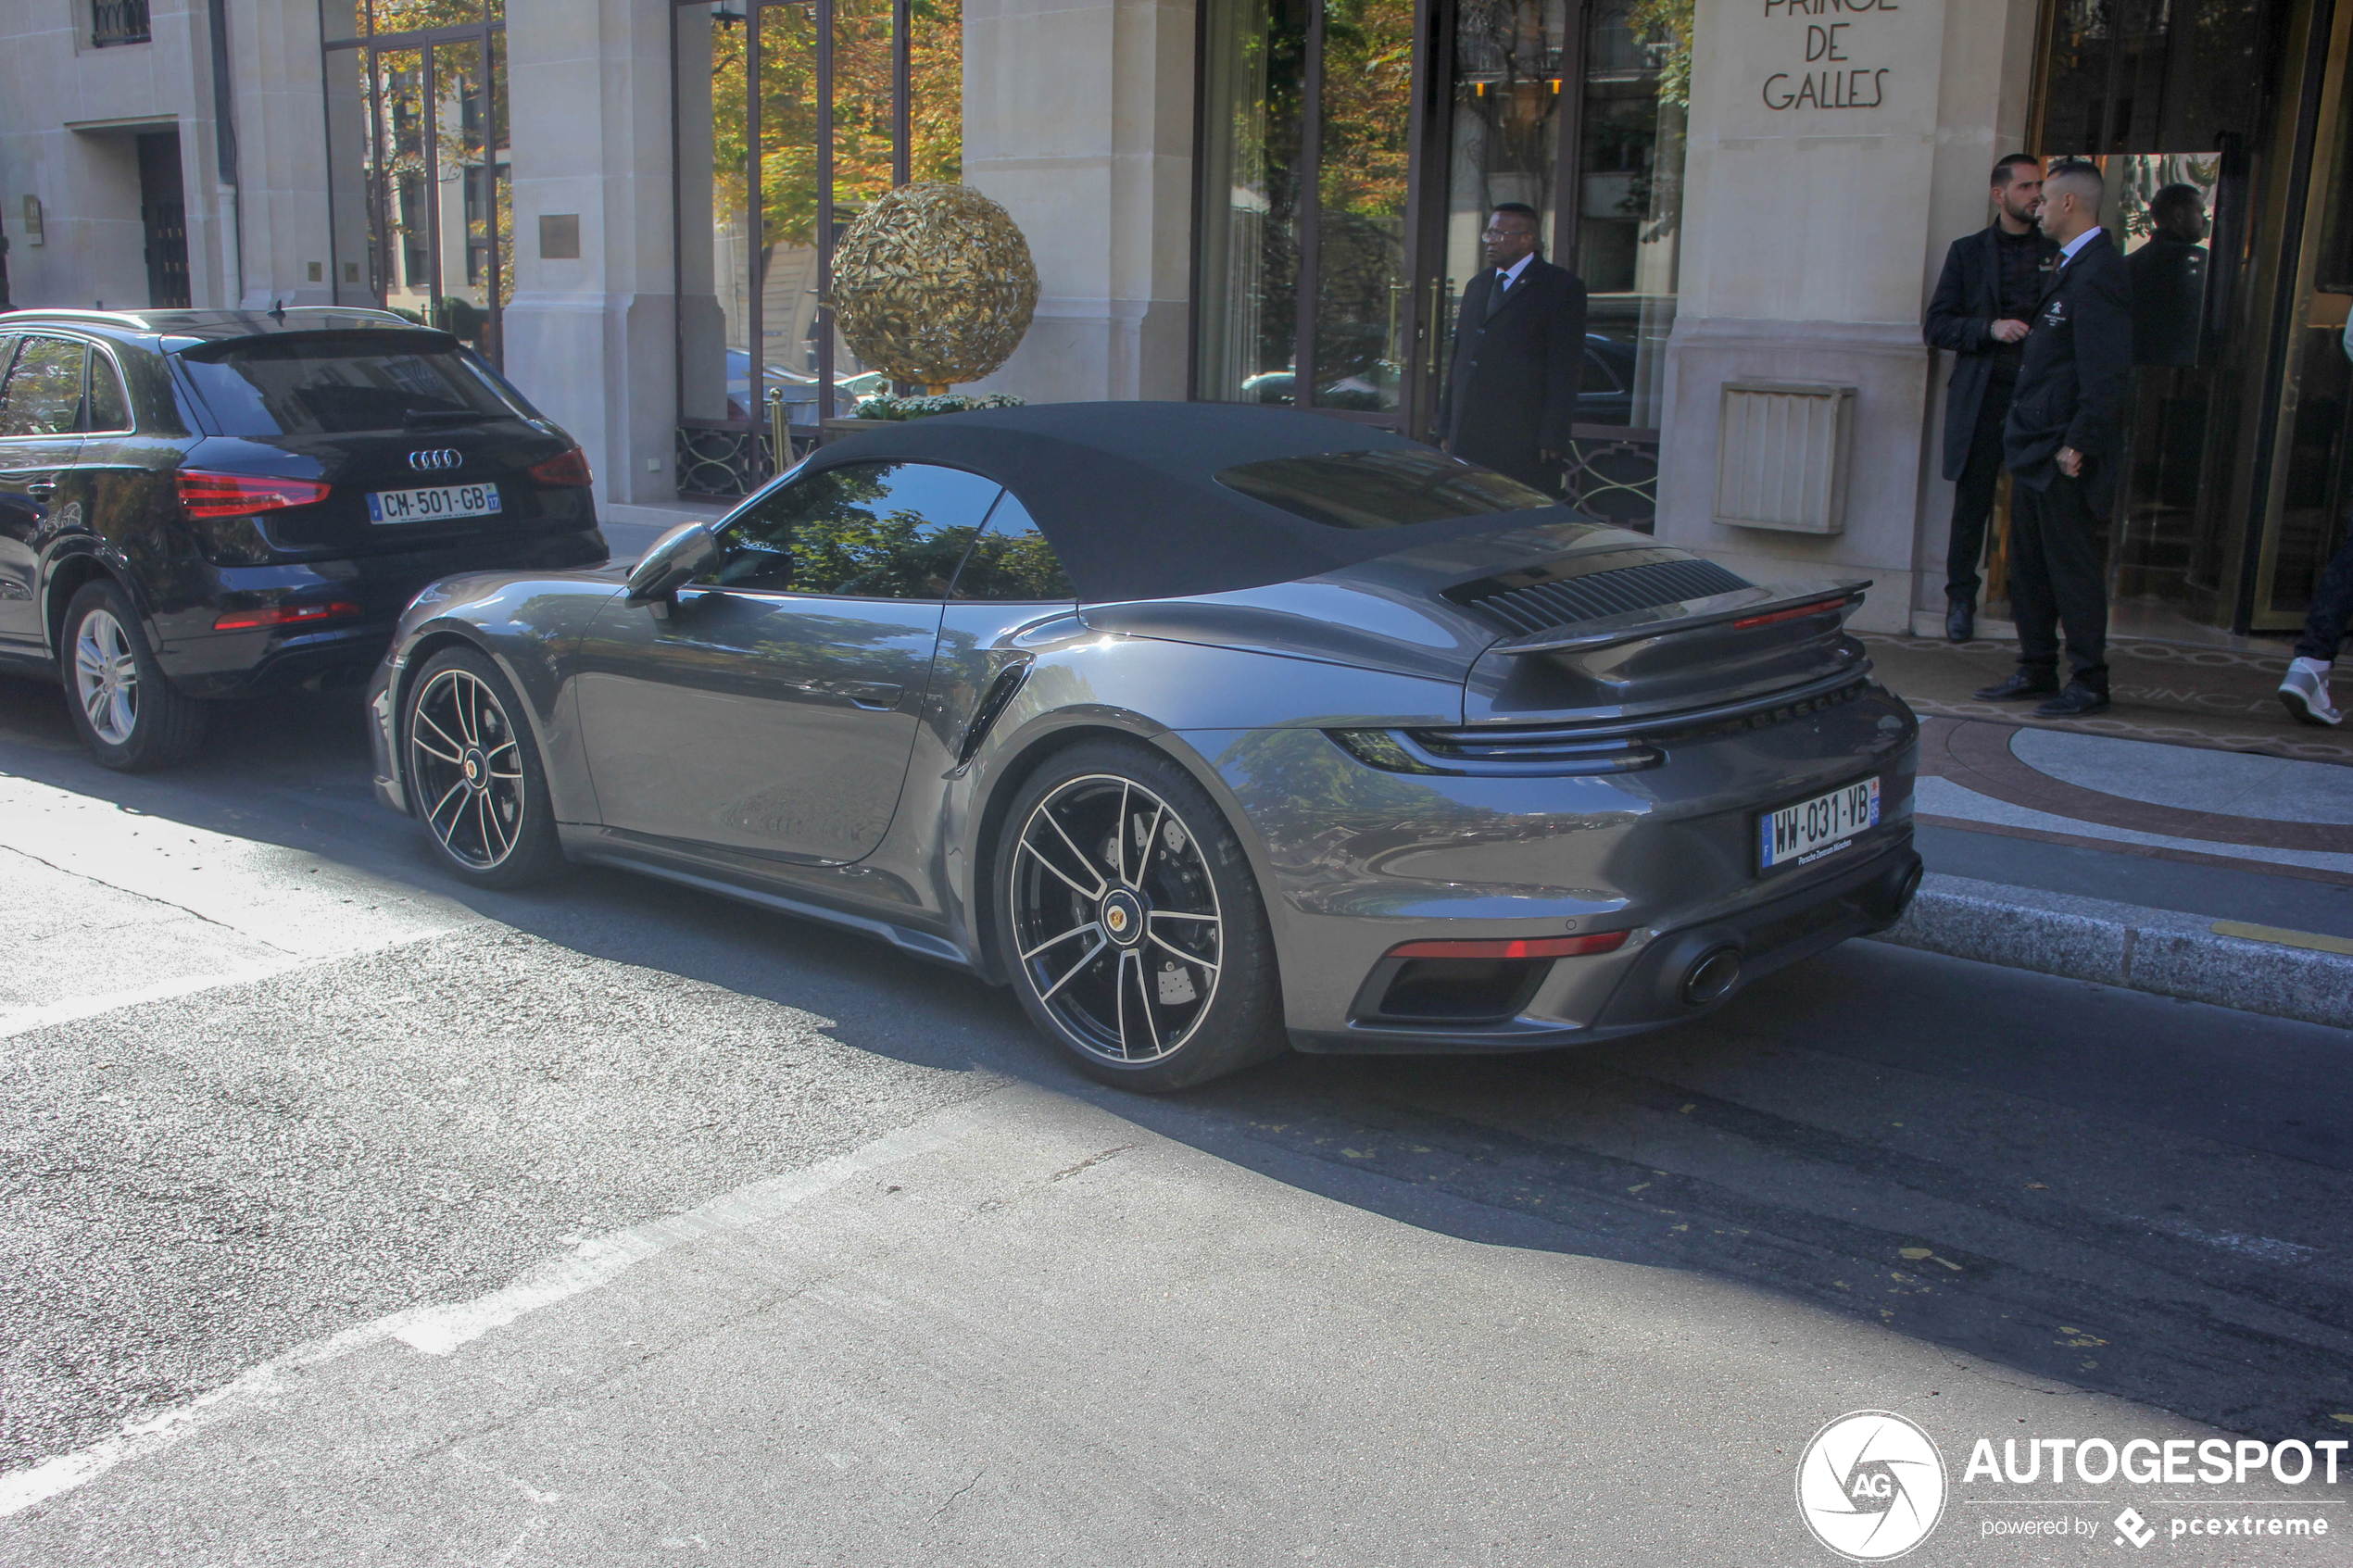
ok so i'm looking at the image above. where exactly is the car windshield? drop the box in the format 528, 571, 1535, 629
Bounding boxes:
175, 332, 524, 436
1214, 447, 1556, 530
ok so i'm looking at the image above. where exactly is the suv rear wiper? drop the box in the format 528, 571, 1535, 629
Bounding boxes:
402, 408, 489, 428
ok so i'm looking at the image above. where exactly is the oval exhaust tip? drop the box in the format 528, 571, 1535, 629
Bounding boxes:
1680, 946, 1743, 1009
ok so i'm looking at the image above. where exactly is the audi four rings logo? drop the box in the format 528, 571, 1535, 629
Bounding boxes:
407, 449, 463, 472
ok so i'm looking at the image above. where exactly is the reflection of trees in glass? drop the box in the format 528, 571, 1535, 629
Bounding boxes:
951, 528, 1074, 599
361, 30, 512, 322
1453, 0, 1563, 222
373, 0, 487, 31
2040, 0, 2268, 156
709, 0, 963, 269
710, 464, 979, 598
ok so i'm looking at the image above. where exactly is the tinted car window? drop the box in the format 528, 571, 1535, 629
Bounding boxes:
174, 332, 522, 435
86, 350, 132, 432
1214, 447, 1554, 530
950, 492, 1075, 601
0, 336, 88, 437
704, 460, 1002, 600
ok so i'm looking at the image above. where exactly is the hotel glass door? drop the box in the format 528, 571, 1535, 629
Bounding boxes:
1192, 0, 1686, 525
321, 2, 510, 366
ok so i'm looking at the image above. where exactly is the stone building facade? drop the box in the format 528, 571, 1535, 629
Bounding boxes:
3, 0, 2343, 641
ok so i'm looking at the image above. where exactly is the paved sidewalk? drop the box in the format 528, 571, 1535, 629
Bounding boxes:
1873, 654, 2353, 1028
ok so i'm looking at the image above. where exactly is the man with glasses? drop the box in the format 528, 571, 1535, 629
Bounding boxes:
1437, 203, 1587, 495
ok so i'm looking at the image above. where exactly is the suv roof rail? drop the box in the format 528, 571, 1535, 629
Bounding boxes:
0, 305, 424, 332
0, 307, 156, 327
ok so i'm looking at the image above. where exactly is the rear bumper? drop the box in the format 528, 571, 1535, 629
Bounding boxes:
150, 527, 607, 697
1288, 829, 1920, 1054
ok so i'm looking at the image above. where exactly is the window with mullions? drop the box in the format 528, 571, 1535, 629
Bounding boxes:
320, 2, 510, 365
672, 0, 964, 498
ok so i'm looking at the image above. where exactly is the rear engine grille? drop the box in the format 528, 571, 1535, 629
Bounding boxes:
1453, 558, 1754, 635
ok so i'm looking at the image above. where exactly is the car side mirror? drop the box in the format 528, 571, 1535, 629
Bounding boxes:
626, 521, 720, 614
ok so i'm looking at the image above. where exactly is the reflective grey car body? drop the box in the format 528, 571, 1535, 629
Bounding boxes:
367, 404, 1919, 1061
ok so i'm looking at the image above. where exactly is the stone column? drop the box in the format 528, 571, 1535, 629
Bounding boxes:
962, 0, 1197, 403
1656, 0, 2040, 633
501, 0, 676, 507
221, 0, 338, 309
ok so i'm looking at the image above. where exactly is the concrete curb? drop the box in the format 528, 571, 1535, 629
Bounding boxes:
1867, 872, 2353, 1032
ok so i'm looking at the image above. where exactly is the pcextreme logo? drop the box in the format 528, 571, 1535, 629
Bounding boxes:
1797, 1410, 1950, 1562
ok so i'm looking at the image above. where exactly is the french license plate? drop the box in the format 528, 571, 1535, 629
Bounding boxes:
367, 483, 501, 524
1759, 776, 1880, 872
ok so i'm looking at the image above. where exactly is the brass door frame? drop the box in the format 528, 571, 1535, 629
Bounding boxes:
2242, 0, 2353, 630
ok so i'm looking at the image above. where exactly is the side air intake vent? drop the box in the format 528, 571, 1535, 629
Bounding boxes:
1453, 558, 1753, 635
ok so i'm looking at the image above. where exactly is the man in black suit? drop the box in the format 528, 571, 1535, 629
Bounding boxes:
1438, 203, 1587, 494
1977, 159, 2133, 719
1924, 153, 2054, 642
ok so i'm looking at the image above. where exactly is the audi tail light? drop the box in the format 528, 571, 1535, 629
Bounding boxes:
178, 470, 333, 519
212, 600, 363, 632
527, 447, 594, 487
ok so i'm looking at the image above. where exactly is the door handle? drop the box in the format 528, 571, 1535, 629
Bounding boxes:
844, 682, 902, 710
26, 483, 55, 499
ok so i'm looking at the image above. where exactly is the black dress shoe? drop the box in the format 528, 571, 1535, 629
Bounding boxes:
2034, 684, 2110, 718
1973, 669, 2059, 701
1945, 596, 1976, 643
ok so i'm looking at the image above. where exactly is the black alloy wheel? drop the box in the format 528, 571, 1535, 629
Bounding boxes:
403, 645, 563, 887
995, 740, 1286, 1091
59, 580, 208, 771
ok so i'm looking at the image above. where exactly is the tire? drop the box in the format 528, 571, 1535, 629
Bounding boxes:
59, 580, 208, 771
991, 739, 1288, 1091
401, 645, 564, 888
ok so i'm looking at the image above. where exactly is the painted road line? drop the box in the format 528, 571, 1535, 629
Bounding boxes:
2210, 920, 2353, 958
0, 1086, 1021, 1520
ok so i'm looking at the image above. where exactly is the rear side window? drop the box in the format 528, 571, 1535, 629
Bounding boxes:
0, 336, 87, 437
704, 460, 1004, 600
87, 351, 132, 432
174, 332, 522, 435
950, 492, 1075, 601
1215, 447, 1554, 530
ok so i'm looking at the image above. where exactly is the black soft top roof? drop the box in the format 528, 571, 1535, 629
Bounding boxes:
805, 401, 1583, 602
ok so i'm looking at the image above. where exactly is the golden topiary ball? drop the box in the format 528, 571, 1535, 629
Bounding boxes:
832, 183, 1040, 389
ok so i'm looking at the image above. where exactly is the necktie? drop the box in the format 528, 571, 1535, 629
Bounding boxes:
1487, 273, 1510, 320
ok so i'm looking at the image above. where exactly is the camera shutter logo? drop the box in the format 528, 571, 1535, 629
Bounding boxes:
1795, 1411, 1947, 1561
408, 449, 463, 472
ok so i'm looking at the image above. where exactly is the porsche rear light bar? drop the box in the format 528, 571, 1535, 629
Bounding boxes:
1384, 931, 1629, 961
1731, 596, 1853, 631
178, 470, 332, 519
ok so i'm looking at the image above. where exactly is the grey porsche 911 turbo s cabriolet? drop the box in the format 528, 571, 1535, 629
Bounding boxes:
367, 402, 1920, 1090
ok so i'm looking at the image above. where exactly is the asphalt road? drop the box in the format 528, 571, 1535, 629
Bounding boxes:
0, 667, 2348, 1565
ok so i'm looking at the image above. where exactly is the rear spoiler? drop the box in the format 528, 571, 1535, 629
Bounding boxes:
1486, 579, 1870, 658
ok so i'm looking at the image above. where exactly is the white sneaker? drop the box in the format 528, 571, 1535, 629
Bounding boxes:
2280, 657, 2343, 726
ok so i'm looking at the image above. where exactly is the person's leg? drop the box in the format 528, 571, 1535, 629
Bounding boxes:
1976, 479, 2061, 699
2293, 534, 2353, 661
2282, 532, 2353, 724
2005, 482, 2060, 671
2038, 473, 2110, 696
1946, 384, 2009, 602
